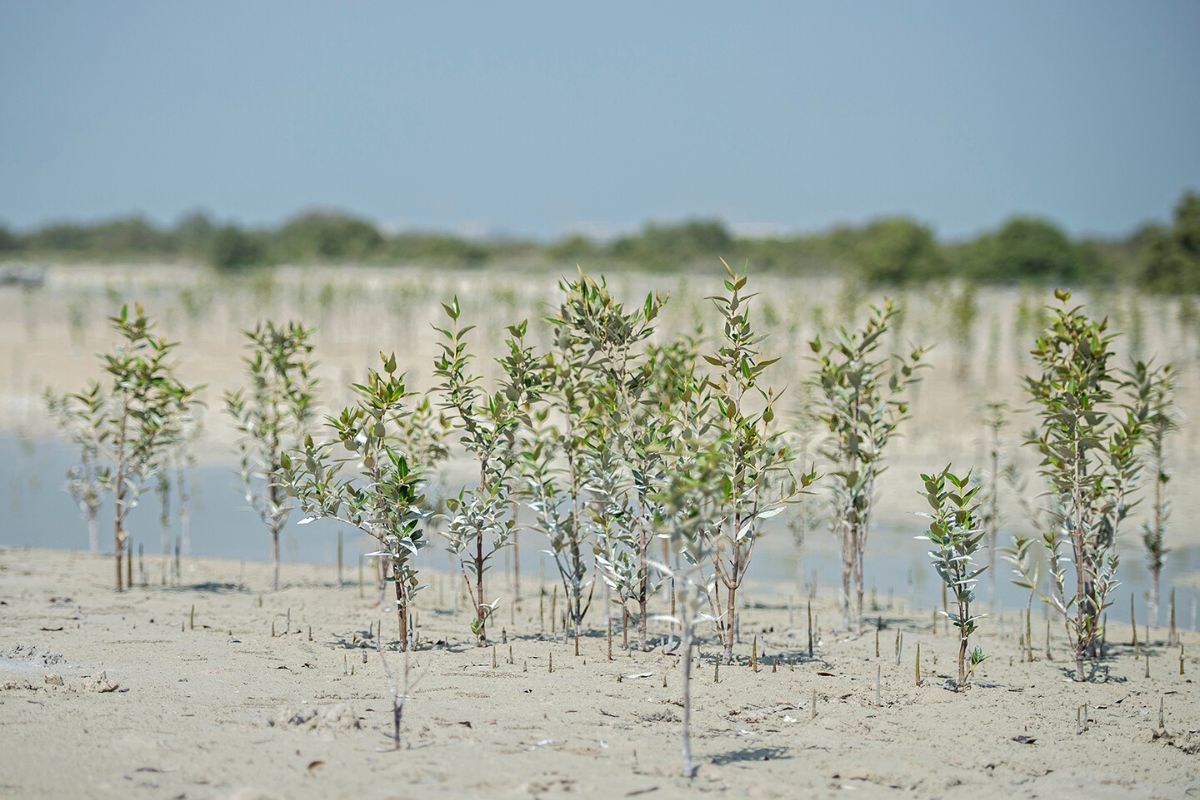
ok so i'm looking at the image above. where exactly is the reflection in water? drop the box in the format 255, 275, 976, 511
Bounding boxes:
2, 434, 1196, 627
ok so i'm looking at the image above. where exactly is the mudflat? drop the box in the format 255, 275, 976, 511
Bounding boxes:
0, 547, 1196, 799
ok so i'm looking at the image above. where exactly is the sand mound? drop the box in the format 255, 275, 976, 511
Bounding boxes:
269, 703, 362, 732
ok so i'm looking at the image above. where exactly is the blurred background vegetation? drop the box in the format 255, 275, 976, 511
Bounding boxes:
2, 190, 1196, 292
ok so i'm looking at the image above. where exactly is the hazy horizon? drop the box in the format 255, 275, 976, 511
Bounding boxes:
3, 2, 1199, 240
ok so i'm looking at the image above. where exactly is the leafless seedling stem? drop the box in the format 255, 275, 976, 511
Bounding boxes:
376, 631, 423, 750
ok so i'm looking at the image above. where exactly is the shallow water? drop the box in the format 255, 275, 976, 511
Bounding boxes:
2, 433, 1197, 629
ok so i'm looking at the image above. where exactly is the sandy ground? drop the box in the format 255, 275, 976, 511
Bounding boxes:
1, 547, 1196, 799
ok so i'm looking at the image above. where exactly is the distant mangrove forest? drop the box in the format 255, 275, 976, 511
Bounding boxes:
1, 191, 1197, 292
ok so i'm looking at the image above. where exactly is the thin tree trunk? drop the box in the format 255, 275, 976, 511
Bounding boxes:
115, 519, 124, 591
567, 538, 585, 629
113, 399, 129, 592
1072, 420, 1089, 681
956, 585, 970, 687
637, 524, 648, 651
475, 532, 486, 646
840, 522, 852, 631
957, 636, 968, 687
113, 477, 125, 592
272, 527, 281, 592
161, 494, 170, 586
1025, 596, 1034, 663
513, 527, 521, 605
268, 466, 286, 591
854, 525, 866, 634
722, 540, 741, 664
1150, 466, 1163, 626
681, 593, 695, 778
380, 556, 390, 606
845, 390, 862, 632
604, 580, 612, 653
394, 565, 409, 652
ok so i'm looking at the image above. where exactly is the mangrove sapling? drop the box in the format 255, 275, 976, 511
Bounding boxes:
810, 298, 926, 633
225, 320, 319, 591
156, 471, 172, 585
281, 353, 427, 651
584, 412, 639, 641
1133, 361, 1177, 626
999, 453, 1052, 662
517, 278, 603, 632
391, 391, 452, 602
76, 304, 200, 591
785, 384, 824, 593
641, 333, 703, 613
595, 333, 701, 649
917, 465, 989, 689
650, 386, 727, 779
522, 414, 596, 632
170, 410, 202, 569
153, 402, 198, 586
142, 396, 195, 585
435, 300, 541, 645
45, 386, 105, 554
1010, 289, 1150, 680
556, 272, 668, 651
701, 261, 816, 663
375, 628, 424, 750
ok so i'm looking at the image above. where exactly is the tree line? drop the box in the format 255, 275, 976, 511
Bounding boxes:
2, 191, 1197, 291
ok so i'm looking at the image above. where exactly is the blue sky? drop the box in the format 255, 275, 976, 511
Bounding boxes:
1, 2, 1198, 240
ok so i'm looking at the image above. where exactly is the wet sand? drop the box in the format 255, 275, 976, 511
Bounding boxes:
1, 547, 1196, 799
